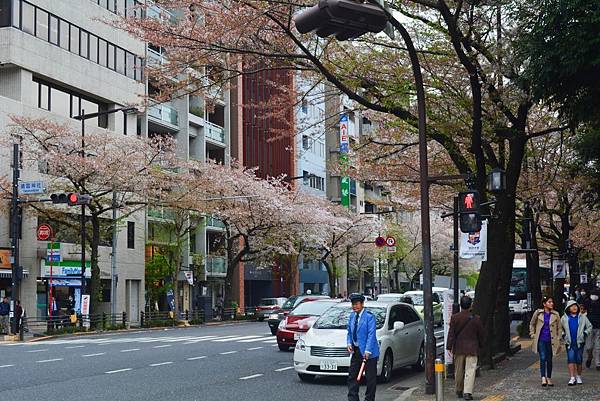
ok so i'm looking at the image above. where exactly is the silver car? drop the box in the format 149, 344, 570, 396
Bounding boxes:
293, 301, 424, 383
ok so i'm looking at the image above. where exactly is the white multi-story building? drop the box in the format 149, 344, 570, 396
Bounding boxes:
0, 0, 146, 321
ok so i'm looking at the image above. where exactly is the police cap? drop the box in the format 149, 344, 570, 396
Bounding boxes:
349, 293, 365, 304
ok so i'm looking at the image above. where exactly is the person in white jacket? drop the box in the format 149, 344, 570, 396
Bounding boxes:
561, 300, 593, 385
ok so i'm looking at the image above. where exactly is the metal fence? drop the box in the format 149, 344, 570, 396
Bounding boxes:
22, 312, 128, 337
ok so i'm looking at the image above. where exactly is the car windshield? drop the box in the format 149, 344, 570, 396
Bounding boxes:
290, 301, 335, 316
313, 306, 387, 329
405, 294, 424, 305
282, 296, 298, 310
259, 298, 278, 306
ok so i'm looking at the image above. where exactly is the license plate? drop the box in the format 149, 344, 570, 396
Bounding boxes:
294, 333, 302, 340
320, 361, 338, 371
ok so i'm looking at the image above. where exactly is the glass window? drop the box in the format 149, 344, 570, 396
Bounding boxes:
81, 98, 98, 127
71, 95, 80, 118
50, 87, 71, 118
116, 47, 125, 74
11, 0, 20, 28
49, 15, 59, 45
39, 82, 50, 110
98, 0, 108, 8
70, 25, 80, 55
80, 30, 89, 58
21, 2, 34, 34
127, 221, 135, 249
59, 20, 69, 50
35, 8, 49, 41
107, 43, 115, 70
135, 57, 143, 81
126, 52, 135, 79
98, 39, 107, 66
89, 34, 98, 63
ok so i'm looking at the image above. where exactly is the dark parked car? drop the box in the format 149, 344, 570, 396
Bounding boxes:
255, 297, 287, 321
267, 295, 329, 335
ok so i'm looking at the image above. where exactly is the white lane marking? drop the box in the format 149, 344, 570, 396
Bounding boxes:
153, 345, 172, 349
275, 366, 294, 372
36, 358, 63, 363
105, 368, 132, 374
239, 374, 263, 380
65, 345, 86, 349
247, 347, 263, 351
271, 344, 279, 347
237, 336, 275, 343
263, 339, 277, 343
27, 349, 48, 353
82, 353, 106, 357
120, 348, 141, 353
0, 364, 15, 368
186, 356, 207, 361
150, 362, 173, 367
219, 351, 238, 355
213, 335, 261, 342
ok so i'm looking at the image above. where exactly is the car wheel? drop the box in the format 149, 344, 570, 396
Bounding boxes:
278, 344, 290, 351
378, 350, 393, 383
270, 327, 278, 336
413, 343, 425, 372
298, 373, 315, 382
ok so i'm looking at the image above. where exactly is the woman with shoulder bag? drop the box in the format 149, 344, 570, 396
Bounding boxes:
529, 296, 561, 387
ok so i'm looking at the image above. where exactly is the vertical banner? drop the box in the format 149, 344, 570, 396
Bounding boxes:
339, 114, 350, 207
81, 294, 91, 328
552, 259, 567, 279
459, 220, 488, 261
442, 290, 454, 364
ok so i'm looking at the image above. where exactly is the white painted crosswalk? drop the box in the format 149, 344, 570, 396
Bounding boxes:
20, 333, 277, 347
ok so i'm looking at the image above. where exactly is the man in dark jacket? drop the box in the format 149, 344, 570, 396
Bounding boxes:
447, 296, 485, 401
0, 297, 10, 334
584, 288, 600, 369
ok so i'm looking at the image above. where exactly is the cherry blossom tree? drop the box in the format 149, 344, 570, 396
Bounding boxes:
4, 116, 178, 316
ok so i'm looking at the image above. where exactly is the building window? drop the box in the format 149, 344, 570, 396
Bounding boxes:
11, 1, 143, 81
127, 221, 135, 249
302, 135, 310, 150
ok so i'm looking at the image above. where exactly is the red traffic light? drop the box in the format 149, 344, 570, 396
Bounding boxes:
458, 191, 480, 213
67, 193, 79, 205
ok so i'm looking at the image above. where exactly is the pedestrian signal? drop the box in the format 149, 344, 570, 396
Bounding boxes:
458, 190, 481, 233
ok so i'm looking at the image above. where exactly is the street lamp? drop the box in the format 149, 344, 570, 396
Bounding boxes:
295, 1, 435, 393
487, 167, 506, 193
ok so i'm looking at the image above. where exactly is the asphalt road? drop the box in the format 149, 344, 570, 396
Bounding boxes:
0, 322, 444, 401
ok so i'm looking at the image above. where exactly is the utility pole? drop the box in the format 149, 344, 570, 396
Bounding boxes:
10, 143, 21, 335
453, 196, 460, 314
111, 190, 118, 323
80, 110, 87, 303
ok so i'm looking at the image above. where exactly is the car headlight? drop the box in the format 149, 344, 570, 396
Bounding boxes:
278, 319, 286, 329
295, 339, 306, 351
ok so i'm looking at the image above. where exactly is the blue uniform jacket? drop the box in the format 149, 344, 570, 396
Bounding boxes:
346, 309, 380, 359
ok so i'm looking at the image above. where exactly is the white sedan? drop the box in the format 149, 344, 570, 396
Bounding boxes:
293, 301, 424, 383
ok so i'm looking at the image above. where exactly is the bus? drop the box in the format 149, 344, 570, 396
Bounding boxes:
509, 259, 552, 318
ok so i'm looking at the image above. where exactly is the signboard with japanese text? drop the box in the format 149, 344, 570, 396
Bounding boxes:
339, 114, 351, 207
19, 180, 46, 195
0, 249, 11, 270
459, 220, 488, 261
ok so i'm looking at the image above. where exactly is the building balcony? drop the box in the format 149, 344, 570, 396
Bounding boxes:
148, 102, 178, 128
148, 47, 166, 66
206, 255, 227, 277
205, 121, 225, 144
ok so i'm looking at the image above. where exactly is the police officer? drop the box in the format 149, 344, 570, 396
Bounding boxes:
347, 294, 380, 401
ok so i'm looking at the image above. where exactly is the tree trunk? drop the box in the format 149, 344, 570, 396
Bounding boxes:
323, 260, 336, 297
172, 252, 180, 319
90, 215, 101, 322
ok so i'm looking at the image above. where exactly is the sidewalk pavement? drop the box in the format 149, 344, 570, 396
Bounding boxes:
398, 338, 600, 401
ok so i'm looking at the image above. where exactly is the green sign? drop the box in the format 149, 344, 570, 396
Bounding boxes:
341, 177, 350, 207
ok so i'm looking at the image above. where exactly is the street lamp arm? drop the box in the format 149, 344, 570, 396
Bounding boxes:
73, 106, 138, 121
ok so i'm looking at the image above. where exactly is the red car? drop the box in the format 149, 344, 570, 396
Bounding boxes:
276, 299, 340, 351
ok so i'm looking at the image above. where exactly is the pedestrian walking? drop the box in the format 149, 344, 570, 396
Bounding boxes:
446, 295, 485, 401
0, 296, 10, 334
347, 293, 379, 401
584, 288, 600, 370
529, 296, 561, 387
561, 300, 593, 385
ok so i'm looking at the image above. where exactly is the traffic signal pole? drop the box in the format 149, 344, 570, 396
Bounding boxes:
80, 111, 87, 303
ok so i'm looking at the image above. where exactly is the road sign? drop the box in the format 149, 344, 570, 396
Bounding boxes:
37, 224, 53, 241
47, 243, 62, 263
386, 236, 396, 247
375, 236, 386, 248
387, 246, 397, 253
18, 180, 45, 195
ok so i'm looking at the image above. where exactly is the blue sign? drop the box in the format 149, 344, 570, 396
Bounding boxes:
18, 181, 45, 195
46, 254, 61, 263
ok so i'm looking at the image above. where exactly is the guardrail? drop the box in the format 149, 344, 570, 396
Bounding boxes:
22, 312, 128, 337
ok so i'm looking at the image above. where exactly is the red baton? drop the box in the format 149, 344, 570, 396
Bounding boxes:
356, 359, 366, 382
